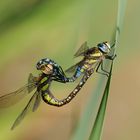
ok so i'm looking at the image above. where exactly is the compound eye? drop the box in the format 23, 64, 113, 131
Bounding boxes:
40, 65, 46, 70
97, 43, 102, 47
104, 42, 110, 49
102, 44, 106, 49
46, 64, 53, 71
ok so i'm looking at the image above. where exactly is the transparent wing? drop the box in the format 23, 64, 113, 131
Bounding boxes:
32, 76, 52, 112
28, 73, 38, 93
65, 61, 82, 73
11, 91, 40, 130
74, 41, 89, 57
32, 91, 42, 112
65, 64, 78, 73
0, 74, 37, 108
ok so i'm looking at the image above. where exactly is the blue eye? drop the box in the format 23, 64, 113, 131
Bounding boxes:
98, 43, 108, 53
102, 44, 106, 50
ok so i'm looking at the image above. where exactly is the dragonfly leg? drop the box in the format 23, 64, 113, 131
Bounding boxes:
96, 62, 109, 77
101, 62, 110, 75
106, 54, 117, 60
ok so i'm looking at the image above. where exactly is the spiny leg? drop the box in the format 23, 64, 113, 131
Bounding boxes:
96, 53, 117, 77
106, 54, 117, 60
96, 62, 109, 77
101, 61, 110, 75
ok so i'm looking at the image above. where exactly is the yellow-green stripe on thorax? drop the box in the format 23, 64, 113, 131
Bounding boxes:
83, 50, 103, 69
40, 77, 49, 91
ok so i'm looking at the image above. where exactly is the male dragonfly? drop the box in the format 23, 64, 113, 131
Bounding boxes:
65, 41, 116, 79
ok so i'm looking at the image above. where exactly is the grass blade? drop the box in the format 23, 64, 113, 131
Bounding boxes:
72, 1, 127, 140
89, 1, 127, 140
71, 76, 107, 140
89, 62, 113, 140
112, 0, 127, 49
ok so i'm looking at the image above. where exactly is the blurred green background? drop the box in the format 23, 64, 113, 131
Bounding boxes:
0, 0, 139, 140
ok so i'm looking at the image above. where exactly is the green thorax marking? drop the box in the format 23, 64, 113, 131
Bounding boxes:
89, 49, 102, 58
82, 51, 102, 68
40, 77, 49, 91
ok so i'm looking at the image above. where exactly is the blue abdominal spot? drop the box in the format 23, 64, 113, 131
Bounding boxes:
75, 67, 83, 78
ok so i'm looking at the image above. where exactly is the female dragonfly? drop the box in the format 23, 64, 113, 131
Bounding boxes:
0, 58, 75, 130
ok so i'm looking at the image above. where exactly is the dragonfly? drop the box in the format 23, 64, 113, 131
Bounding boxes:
65, 41, 116, 79
0, 58, 75, 130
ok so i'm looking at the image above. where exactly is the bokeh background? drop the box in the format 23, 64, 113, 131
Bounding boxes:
0, 0, 139, 140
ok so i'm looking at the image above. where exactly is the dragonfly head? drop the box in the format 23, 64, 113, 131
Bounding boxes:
36, 59, 53, 75
97, 41, 111, 54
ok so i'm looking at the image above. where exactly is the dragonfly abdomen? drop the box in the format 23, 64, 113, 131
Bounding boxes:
41, 70, 93, 107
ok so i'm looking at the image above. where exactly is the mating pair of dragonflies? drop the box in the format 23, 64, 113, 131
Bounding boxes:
0, 41, 116, 130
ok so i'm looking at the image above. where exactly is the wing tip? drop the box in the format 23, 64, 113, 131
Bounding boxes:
11, 123, 16, 131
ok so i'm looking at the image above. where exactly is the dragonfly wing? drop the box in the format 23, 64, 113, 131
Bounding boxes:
65, 64, 78, 73
28, 73, 37, 93
0, 73, 38, 108
11, 91, 39, 130
32, 91, 42, 112
32, 76, 52, 112
65, 61, 82, 73
0, 84, 37, 108
74, 41, 89, 57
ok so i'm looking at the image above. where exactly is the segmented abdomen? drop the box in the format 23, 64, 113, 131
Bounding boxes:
42, 69, 93, 107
